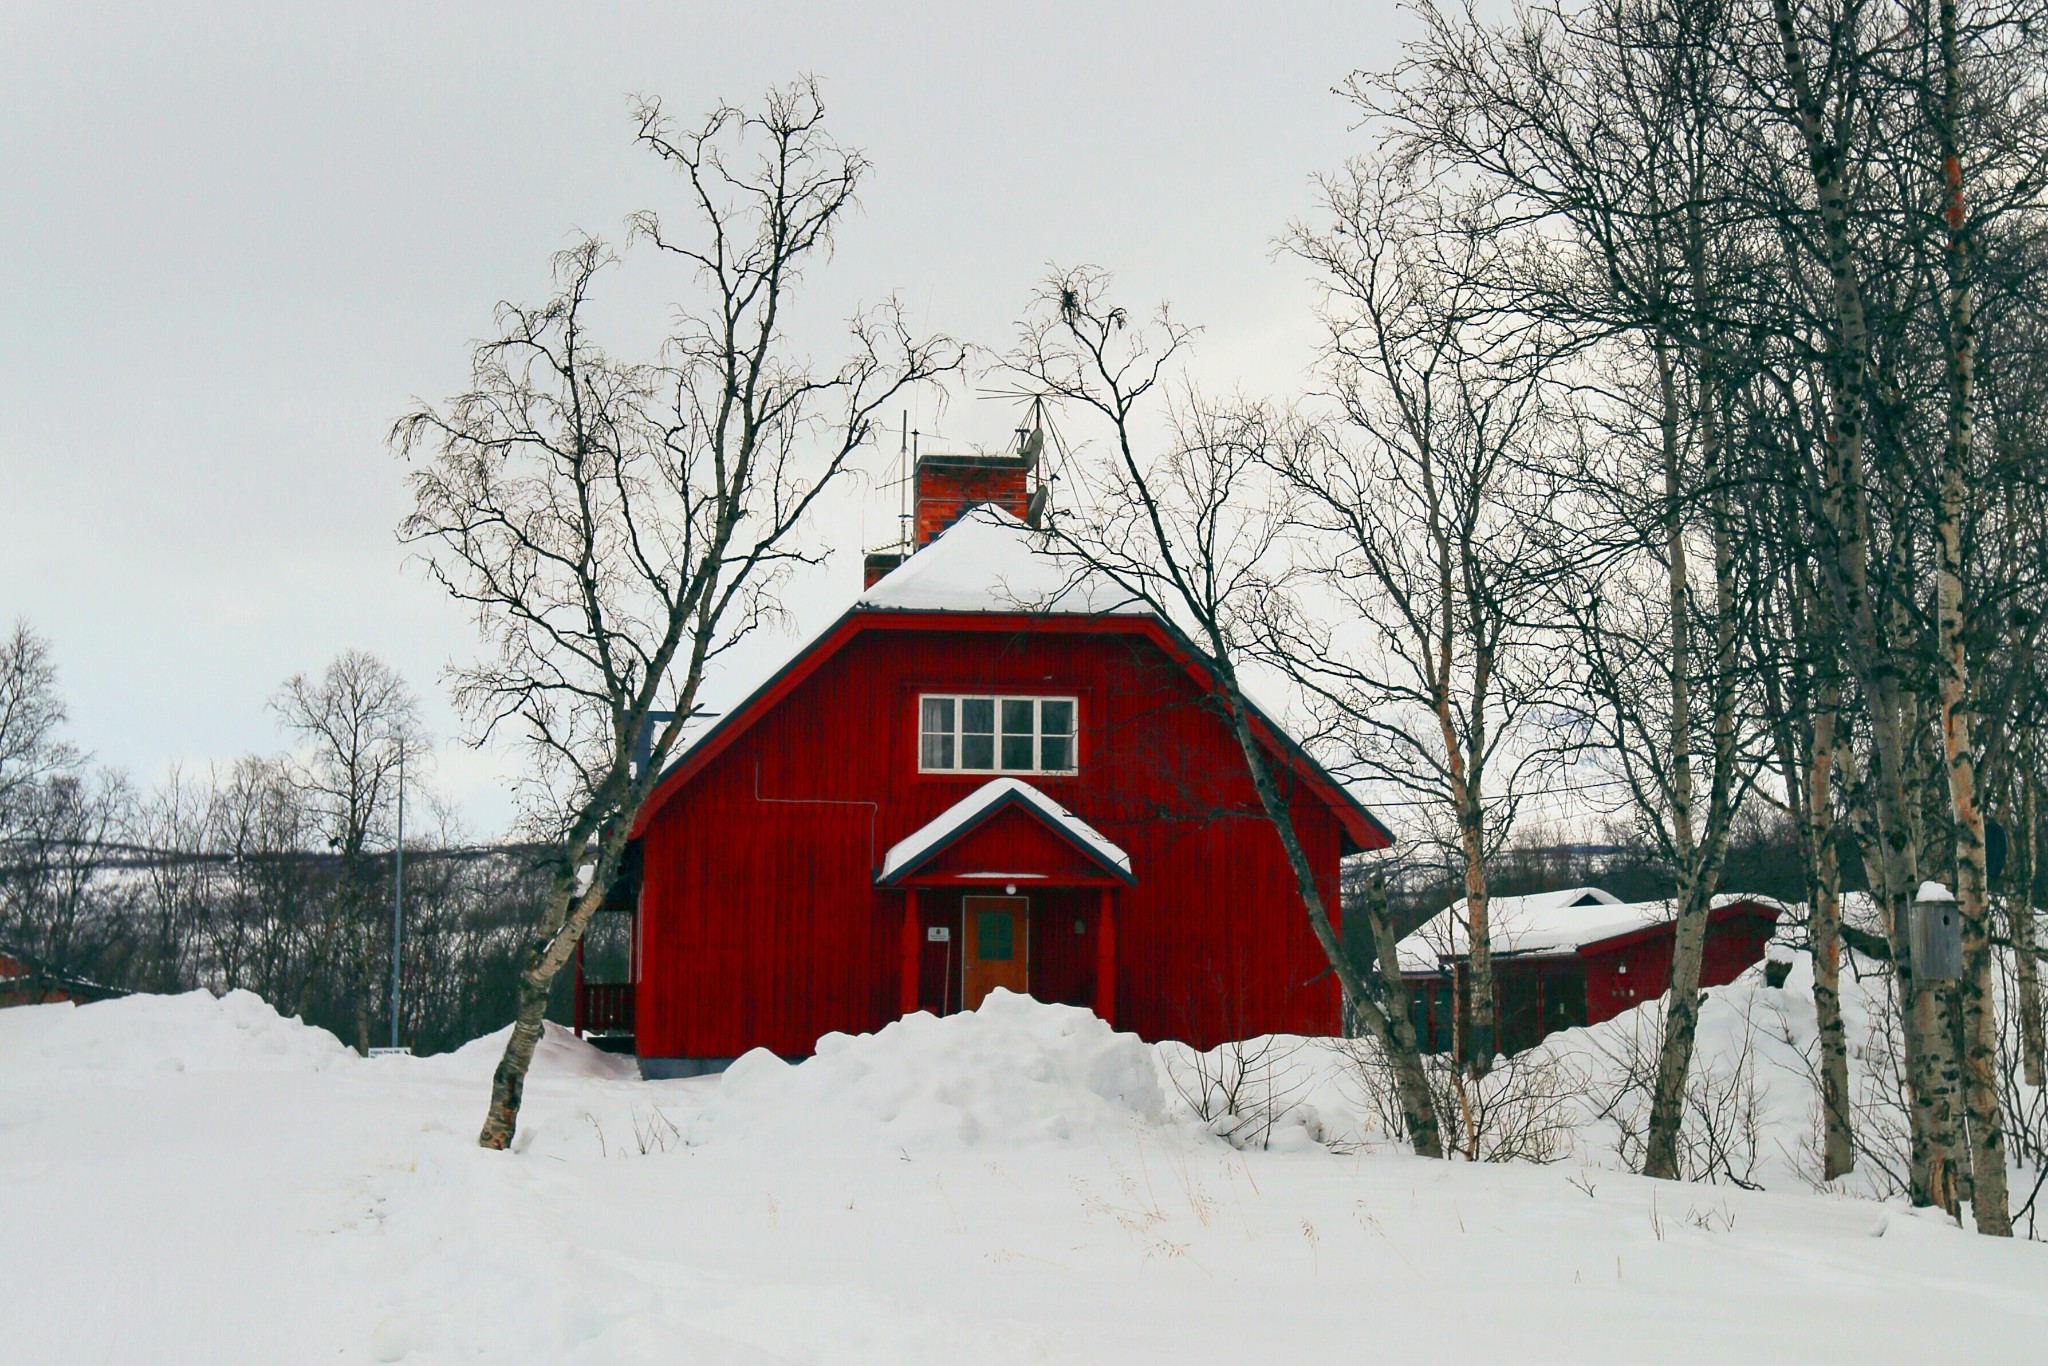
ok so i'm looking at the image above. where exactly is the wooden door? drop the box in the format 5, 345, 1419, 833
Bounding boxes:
962, 896, 1029, 1009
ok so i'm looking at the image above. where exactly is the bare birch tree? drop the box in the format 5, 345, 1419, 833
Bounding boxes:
1748, 519, 1859, 1179
274, 650, 423, 1050
1279, 167, 1564, 1086
1004, 266, 1445, 1158
1754, 0, 2048, 1228
0, 621, 72, 830
1384, 0, 1765, 1181
396, 81, 959, 1149
1922, 0, 2007, 1234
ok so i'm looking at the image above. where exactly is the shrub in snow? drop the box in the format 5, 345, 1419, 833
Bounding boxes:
1156, 1034, 1324, 1151
1565, 990, 1773, 1187
685, 990, 1163, 1153
1336, 1032, 1583, 1163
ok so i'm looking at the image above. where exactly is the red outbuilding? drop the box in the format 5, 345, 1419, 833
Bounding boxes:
587, 451, 1393, 1076
1396, 886, 1786, 1057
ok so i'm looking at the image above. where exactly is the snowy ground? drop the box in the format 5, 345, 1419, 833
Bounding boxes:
2, 981, 2044, 1363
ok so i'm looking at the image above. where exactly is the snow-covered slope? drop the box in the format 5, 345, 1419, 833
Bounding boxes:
1, 974, 2042, 1363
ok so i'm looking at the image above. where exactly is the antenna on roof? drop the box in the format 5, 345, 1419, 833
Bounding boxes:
1018, 397, 1049, 528
1016, 397, 1044, 471
899, 411, 911, 554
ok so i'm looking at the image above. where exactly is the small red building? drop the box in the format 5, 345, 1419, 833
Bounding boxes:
0, 948, 124, 1009
1396, 887, 1784, 1057
597, 452, 1392, 1075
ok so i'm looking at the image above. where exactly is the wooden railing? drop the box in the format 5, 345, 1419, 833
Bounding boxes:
576, 982, 634, 1036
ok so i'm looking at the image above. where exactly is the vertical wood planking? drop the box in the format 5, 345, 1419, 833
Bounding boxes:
899, 889, 919, 1017
636, 619, 1361, 1059
1096, 887, 1116, 1027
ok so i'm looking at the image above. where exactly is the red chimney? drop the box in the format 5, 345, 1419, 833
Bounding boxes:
913, 452, 1031, 547
862, 551, 904, 589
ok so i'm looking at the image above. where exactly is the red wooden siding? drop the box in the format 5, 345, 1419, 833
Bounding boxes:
1406, 899, 1782, 1055
1582, 901, 1780, 1025
636, 617, 1347, 1059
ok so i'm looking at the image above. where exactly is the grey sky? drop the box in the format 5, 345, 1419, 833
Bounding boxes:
2, 2, 1409, 833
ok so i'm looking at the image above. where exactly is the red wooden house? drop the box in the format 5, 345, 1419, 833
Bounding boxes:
1396, 887, 1786, 1057
591, 451, 1392, 1076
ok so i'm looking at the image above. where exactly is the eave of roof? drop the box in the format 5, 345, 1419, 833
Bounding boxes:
1397, 892, 1789, 973
628, 606, 1391, 852
627, 509, 1393, 851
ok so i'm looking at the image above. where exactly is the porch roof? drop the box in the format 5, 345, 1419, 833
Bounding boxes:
877, 778, 1134, 888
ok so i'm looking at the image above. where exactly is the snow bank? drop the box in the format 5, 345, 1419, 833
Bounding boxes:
686, 989, 1163, 1152
0, 988, 356, 1075
10, 979, 2047, 1363
416, 1020, 638, 1082
0, 989, 636, 1086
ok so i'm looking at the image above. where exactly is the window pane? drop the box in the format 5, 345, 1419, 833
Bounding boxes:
999, 698, 1036, 770
960, 697, 995, 769
1039, 734, 1072, 772
1040, 699, 1074, 737
977, 911, 1013, 961
920, 697, 955, 770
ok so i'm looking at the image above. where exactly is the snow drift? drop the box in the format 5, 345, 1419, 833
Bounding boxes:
684, 988, 1164, 1152
0, 988, 357, 1075
412, 1019, 639, 1082
0, 988, 637, 1083
4, 943, 2044, 1363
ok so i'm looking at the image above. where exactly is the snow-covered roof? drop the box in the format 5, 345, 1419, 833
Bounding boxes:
1396, 887, 1789, 973
632, 502, 1390, 852
860, 505, 1148, 616
879, 778, 1132, 883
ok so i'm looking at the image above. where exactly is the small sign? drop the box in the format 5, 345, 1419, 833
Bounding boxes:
368, 1046, 413, 1058
927, 926, 951, 942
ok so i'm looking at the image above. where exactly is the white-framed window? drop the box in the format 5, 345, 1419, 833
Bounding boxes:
919, 694, 1078, 774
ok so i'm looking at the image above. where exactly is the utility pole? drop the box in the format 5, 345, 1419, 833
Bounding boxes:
391, 739, 404, 1051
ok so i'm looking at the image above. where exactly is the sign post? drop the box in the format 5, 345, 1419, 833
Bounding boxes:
391, 740, 404, 1051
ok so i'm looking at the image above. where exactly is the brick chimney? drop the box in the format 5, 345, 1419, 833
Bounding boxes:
862, 551, 904, 589
913, 452, 1032, 547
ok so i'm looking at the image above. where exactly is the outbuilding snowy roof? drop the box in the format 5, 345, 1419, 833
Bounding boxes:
860, 505, 1147, 616
879, 777, 1133, 884
1396, 887, 1791, 973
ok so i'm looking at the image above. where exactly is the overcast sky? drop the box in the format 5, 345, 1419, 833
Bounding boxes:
2, 2, 1412, 834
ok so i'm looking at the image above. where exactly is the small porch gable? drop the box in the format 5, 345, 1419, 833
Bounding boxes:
878, 778, 1134, 888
